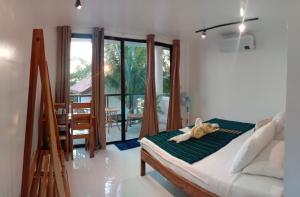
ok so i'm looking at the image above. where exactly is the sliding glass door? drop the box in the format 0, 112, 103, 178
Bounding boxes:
124, 41, 147, 140
104, 39, 148, 142
104, 39, 122, 142
103, 37, 172, 143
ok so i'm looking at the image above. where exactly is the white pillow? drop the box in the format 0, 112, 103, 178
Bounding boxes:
242, 140, 284, 179
255, 118, 272, 131
272, 112, 286, 140
230, 120, 276, 173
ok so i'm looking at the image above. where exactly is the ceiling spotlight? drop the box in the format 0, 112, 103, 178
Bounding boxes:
201, 31, 206, 39
75, 0, 82, 9
239, 23, 246, 33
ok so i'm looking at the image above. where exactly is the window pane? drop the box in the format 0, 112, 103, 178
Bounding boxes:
125, 41, 147, 140
70, 38, 92, 103
155, 46, 171, 131
105, 95, 121, 142
104, 39, 121, 142
125, 41, 147, 94
162, 49, 171, 94
104, 40, 121, 94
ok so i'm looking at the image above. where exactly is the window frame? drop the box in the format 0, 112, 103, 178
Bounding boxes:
69, 34, 93, 103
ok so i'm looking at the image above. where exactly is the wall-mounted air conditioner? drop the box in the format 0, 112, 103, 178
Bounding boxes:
220, 33, 256, 52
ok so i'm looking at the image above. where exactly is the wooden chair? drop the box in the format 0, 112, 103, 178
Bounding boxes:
70, 103, 94, 159
54, 103, 69, 161
126, 113, 143, 131
105, 107, 120, 133
126, 106, 143, 131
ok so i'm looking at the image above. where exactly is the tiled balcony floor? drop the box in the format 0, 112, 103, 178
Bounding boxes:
106, 122, 167, 142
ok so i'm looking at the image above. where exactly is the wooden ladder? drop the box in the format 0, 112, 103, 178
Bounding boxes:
21, 29, 70, 197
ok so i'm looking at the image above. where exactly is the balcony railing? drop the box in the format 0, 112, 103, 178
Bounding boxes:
70, 93, 145, 110
69, 93, 170, 123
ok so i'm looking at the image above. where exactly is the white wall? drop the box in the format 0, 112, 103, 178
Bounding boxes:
0, 26, 56, 196
179, 41, 191, 125
189, 25, 287, 123
0, 2, 57, 195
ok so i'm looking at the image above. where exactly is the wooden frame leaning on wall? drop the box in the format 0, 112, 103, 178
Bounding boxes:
21, 29, 70, 197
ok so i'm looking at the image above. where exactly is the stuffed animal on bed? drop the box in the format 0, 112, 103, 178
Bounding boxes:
169, 118, 219, 143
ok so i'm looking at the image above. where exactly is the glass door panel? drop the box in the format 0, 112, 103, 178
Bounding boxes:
155, 46, 171, 131
124, 41, 147, 140
104, 39, 122, 142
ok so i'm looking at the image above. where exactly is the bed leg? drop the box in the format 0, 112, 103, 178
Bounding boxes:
141, 159, 146, 176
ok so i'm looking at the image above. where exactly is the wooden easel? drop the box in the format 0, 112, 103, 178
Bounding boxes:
21, 29, 70, 197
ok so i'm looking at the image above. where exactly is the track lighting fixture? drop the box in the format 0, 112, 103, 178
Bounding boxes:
195, 17, 258, 37
75, 0, 82, 10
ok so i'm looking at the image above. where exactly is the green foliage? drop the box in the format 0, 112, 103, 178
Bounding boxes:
104, 41, 148, 94
70, 58, 91, 86
104, 41, 121, 94
162, 50, 171, 95
70, 40, 170, 116
125, 44, 147, 94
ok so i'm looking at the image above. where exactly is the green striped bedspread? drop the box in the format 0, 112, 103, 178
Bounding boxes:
145, 118, 254, 164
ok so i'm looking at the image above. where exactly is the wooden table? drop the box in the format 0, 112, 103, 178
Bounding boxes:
126, 113, 143, 131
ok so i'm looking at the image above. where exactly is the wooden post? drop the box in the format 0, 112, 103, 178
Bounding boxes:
141, 151, 146, 176
21, 29, 40, 197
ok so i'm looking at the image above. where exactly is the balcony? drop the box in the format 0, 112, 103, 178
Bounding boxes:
70, 93, 169, 142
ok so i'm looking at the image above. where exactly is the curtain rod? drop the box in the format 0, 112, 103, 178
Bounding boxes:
195, 17, 259, 33
70, 26, 173, 44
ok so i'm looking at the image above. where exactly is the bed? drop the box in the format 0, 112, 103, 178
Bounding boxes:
140, 119, 283, 197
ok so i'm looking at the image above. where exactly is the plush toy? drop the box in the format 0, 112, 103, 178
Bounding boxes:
169, 118, 219, 143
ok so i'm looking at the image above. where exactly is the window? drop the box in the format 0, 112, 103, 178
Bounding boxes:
69, 36, 92, 103
69, 34, 172, 143
69, 35, 93, 146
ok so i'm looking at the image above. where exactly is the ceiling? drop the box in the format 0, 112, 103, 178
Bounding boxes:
0, 0, 289, 41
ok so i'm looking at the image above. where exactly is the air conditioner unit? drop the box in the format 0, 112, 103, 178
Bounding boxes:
220, 33, 256, 52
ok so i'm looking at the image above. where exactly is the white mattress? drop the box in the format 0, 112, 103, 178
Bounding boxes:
141, 131, 283, 197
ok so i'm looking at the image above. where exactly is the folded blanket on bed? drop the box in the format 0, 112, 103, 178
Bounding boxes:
146, 118, 255, 164
169, 123, 219, 143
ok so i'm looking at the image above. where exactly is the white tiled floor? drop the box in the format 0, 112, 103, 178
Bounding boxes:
66, 146, 188, 197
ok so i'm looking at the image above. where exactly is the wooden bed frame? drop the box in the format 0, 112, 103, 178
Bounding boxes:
141, 148, 217, 197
